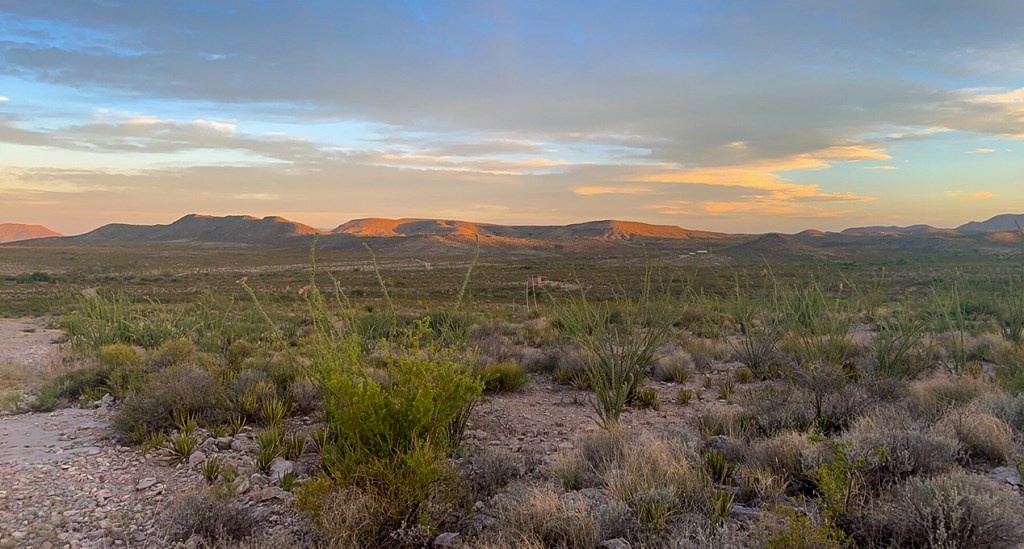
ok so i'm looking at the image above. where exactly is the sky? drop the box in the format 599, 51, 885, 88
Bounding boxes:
1, 1, 1023, 235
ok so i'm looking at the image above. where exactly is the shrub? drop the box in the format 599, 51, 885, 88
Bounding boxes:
463, 447, 522, 502
478, 361, 530, 393
310, 322, 483, 545
735, 465, 787, 506
163, 493, 255, 543
759, 506, 847, 549
862, 471, 1024, 548
287, 377, 321, 416
32, 362, 110, 410
842, 408, 960, 489
939, 408, 1013, 464
113, 365, 228, 442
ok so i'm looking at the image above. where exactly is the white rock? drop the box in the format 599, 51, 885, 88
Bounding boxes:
268, 458, 294, 483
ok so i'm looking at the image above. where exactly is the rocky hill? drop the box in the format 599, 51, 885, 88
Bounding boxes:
0, 224, 62, 243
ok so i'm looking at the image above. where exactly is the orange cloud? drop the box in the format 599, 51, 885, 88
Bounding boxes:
946, 191, 995, 200
574, 186, 652, 195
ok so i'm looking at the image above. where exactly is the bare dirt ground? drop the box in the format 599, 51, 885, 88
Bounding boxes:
0, 319, 63, 375
0, 319, 199, 549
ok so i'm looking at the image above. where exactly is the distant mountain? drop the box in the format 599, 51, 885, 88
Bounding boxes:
842, 224, 936, 235
0, 223, 62, 243
957, 214, 1024, 233
722, 233, 842, 262
79, 214, 326, 244
335, 218, 724, 241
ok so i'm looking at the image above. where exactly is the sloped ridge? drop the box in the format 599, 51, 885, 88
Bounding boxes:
81, 214, 327, 244
842, 224, 936, 235
958, 214, 1024, 233
0, 223, 62, 243
334, 218, 724, 241
722, 233, 839, 262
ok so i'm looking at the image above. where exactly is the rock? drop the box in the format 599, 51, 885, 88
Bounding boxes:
731, 504, 762, 521
230, 438, 247, 452
250, 473, 268, 488
598, 539, 631, 549
268, 458, 294, 483
188, 451, 207, 467
256, 486, 285, 502
990, 466, 1023, 487
215, 437, 233, 450
433, 532, 463, 548
136, 478, 157, 491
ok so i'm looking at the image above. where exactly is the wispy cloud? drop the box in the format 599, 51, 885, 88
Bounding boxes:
865, 165, 899, 170
946, 191, 995, 199
966, 148, 996, 154
574, 186, 652, 196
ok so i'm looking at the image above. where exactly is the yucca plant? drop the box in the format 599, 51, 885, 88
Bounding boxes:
260, 396, 289, 427
169, 432, 198, 461
201, 457, 222, 484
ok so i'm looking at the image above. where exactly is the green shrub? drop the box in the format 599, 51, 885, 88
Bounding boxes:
760, 506, 847, 549
478, 361, 529, 393
309, 321, 483, 545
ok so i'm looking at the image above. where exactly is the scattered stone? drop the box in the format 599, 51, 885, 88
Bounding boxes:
990, 466, 1023, 488
188, 451, 207, 467
433, 532, 463, 548
135, 478, 157, 491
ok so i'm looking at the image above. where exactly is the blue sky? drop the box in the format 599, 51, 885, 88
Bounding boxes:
1, 1, 1022, 234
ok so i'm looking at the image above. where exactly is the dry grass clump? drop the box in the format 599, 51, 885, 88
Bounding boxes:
938, 407, 1014, 464
908, 374, 993, 420
494, 486, 604, 549
696, 404, 751, 439
604, 437, 706, 530
746, 431, 810, 483
653, 345, 693, 383
861, 471, 1024, 548
163, 493, 256, 544
975, 391, 1024, 433
684, 338, 728, 371
842, 408, 960, 489
551, 428, 628, 490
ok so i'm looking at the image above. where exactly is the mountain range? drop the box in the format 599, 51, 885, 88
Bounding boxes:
3, 213, 1023, 262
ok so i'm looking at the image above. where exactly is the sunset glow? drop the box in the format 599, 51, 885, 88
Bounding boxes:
1, 2, 1022, 234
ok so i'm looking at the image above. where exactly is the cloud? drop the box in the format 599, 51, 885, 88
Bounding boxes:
865, 165, 899, 170
946, 191, 995, 200
966, 148, 996, 153
0, 96, 8, 103
574, 186, 652, 196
